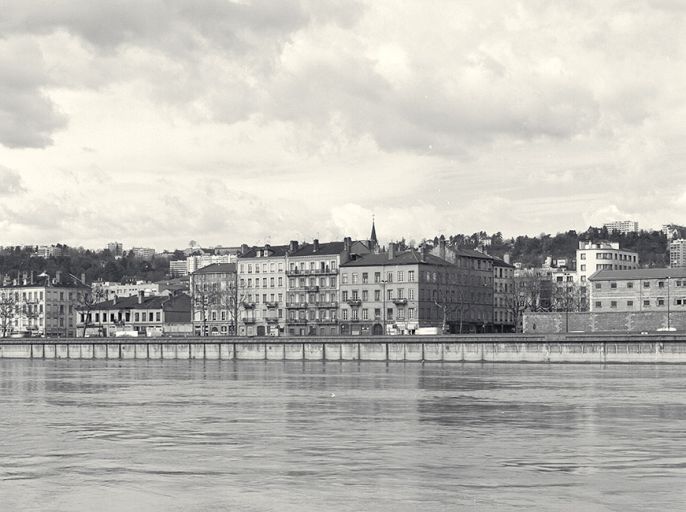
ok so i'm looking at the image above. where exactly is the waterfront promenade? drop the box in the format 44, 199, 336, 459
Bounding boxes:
2, 333, 686, 363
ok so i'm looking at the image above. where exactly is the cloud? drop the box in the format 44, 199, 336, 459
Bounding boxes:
0, 166, 26, 195
0, 38, 67, 148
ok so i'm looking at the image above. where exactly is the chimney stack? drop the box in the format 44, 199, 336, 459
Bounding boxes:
81, 272, 87, 285
113, 294, 118, 305
438, 235, 446, 260
138, 290, 144, 304
240, 244, 249, 255
55, 270, 62, 284
264, 244, 271, 255
289, 240, 299, 253
388, 243, 396, 260
313, 239, 319, 253
504, 253, 511, 264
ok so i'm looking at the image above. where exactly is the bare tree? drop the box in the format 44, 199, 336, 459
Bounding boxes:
0, 294, 16, 338
507, 273, 550, 332
76, 288, 105, 337
218, 276, 248, 336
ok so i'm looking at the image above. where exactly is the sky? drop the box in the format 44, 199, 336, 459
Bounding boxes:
1, 0, 685, 250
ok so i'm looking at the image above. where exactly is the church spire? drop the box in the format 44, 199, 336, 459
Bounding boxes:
370, 215, 378, 248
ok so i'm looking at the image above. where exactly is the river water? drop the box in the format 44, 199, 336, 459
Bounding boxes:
1, 361, 686, 511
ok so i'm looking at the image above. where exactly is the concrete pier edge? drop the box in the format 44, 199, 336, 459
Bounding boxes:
2, 333, 686, 363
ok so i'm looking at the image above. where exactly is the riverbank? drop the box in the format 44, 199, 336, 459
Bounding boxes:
2, 333, 686, 363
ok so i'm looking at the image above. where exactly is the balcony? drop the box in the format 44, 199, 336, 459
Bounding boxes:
265, 301, 279, 309
393, 298, 408, 305
242, 317, 256, 324
346, 299, 362, 307
286, 302, 309, 309
315, 301, 339, 308
288, 318, 308, 325
265, 317, 280, 323
241, 302, 256, 309
286, 267, 338, 277
314, 318, 338, 324
304, 285, 320, 292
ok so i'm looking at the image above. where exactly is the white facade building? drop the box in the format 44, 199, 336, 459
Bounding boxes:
670, 239, 686, 268
187, 254, 236, 274
576, 241, 639, 287
92, 281, 163, 301
603, 220, 639, 234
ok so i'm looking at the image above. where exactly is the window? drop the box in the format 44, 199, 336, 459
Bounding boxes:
362, 290, 369, 301
387, 308, 393, 320
580, 254, 586, 260
627, 282, 634, 288
398, 271, 404, 282
362, 309, 368, 320
374, 290, 381, 301
374, 308, 381, 319
374, 272, 381, 283
408, 308, 415, 319
386, 272, 393, 283
351, 309, 358, 320
643, 300, 650, 307
627, 300, 633, 307
595, 301, 602, 308
352, 273, 358, 284
408, 271, 415, 281
643, 281, 650, 288
659, 281, 665, 288
658, 298, 665, 306
362, 273, 368, 284
342, 274, 348, 284
610, 282, 617, 289
610, 301, 617, 308
342, 291, 348, 301
409, 289, 415, 300
595, 283, 601, 289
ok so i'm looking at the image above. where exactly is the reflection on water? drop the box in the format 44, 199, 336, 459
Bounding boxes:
2, 361, 686, 511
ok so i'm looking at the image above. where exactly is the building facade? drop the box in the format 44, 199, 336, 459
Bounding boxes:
91, 280, 162, 301
169, 260, 188, 277
576, 241, 639, 287
603, 220, 639, 234
236, 244, 288, 337
131, 247, 156, 261
1, 272, 89, 337
589, 268, 686, 313
107, 242, 124, 258
75, 292, 191, 337
670, 239, 686, 268
190, 263, 238, 336
186, 253, 235, 274
492, 257, 515, 332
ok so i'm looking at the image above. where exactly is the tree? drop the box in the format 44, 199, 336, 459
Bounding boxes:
76, 287, 105, 337
507, 273, 550, 332
217, 275, 248, 336
0, 294, 16, 337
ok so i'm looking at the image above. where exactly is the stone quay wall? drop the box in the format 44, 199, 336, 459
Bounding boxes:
523, 311, 686, 334
3, 334, 686, 363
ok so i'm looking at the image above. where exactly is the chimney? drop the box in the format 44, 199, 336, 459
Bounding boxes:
81, 272, 87, 285
289, 240, 299, 253
504, 253, 511, 264
22, 271, 28, 285
313, 239, 319, 253
240, 244, 249, 255
55, 270, 62, 284
343, 237, 351, 252
420, 244, 428, 262
113, 294, 118, 305
388, 243, 396, 260
30, 271, 35, 285
264, 244, 271, 255
138, 290, 144, 304
438, 236, 446, 260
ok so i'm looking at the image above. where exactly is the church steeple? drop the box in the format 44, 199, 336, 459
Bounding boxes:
370, 215, 378, 249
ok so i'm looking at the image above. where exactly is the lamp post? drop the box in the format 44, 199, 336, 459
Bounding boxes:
667, 276, 671, 331
381, 278, 387, 336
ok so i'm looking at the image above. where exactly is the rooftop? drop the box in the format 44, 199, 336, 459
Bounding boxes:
589, 268, 686, 281
191, 262, 236, 275
341, 249, 451, 267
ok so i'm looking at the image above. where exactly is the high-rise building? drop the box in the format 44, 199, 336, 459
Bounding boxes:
131, 247, 156, 261
670, 239, 686, 268
603, 220, 639, 234
107, 242, 124, 258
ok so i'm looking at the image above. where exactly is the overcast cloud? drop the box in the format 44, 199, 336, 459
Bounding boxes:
0, 0, 684, 249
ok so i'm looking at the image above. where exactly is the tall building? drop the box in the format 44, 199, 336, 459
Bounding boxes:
107, 242, 124, 258
186, 253, 235, 274
576, 241, 639, 285
284, 237, 372, 336
131, 247, 156, 261
0, 271, 89, 337
670, 239, 686, 268
35, 245, 64, 258
91, 281, 162, 301
169, 260, 188, 277
662, 224, 686, 239
190, 263, 238, 336
603, 220, 639, 234
492, 256, 515, 332
236, 244, 289, 336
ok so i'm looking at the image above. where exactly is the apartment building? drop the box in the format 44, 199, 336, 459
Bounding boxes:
670, 239, 686, 268
186, 253, 235, 274
236, 244, 288, 336
285, 237, 372, 336
576, 241, 639, 287
492, 256, 515, 332
589, 268, 686, 313
339, 245, 483, 334
429, 238, 494, 331
91, 280, 161, 301
131, 247, 156, 261
75, 292, 191, 337
190, 263, 238, 336
0, 271, 89, 337
603, 220, 639, 234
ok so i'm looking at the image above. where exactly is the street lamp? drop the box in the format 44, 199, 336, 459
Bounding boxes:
381, 279, 387, 336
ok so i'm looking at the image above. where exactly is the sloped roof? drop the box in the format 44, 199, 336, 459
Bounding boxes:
292, 241, 346, 256
341, 249, 451, 267
491, 257, 514, 268
238, 245, 290, 258
191, 263, 236, 275
589, 267, 686, 281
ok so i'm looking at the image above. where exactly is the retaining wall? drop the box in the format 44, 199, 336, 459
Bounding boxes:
2, 334, 686, 363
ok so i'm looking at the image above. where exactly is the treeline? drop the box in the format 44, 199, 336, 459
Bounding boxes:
0, 246, 177, 284
417, 227, 670, 268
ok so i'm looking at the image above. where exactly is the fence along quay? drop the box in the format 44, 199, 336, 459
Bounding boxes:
2, 333, 686, 363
